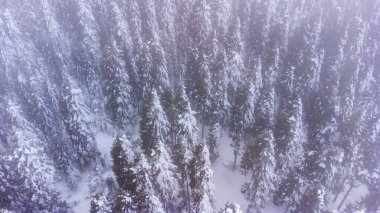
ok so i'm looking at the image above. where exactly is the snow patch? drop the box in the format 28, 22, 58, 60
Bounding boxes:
95, 132, 115, 157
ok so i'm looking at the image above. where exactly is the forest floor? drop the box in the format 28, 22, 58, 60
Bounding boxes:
213, 132, 284, 212
57, 131, 367, 213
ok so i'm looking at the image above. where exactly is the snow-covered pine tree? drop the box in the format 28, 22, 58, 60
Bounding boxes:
206, 122, 220, 164
150, 43, 170, 93
71, 0, 101, 89
111, 135, 134, 192
160, 87, 176, 142
151, 140, 180, 212
210, 49, 229, 126
110, 135, 136, 212
294, 186, 326, 213
188, 0, 211, 50
275, 97, 305, 176
241, 129, 276, 213
225, 16, 244, 103
171, 137, 193, 211
186, 51, 212, 138
138, 0, 169, 94
229, 83, 256, 171
139, 0, 159, 44
209, 0, 231, 40
59, 75, 98, 170
295, 6, 324, 95
255, 86, 276, 129
188, 142, 214, 213
294, 150, 328, 212
273, 97, 306, 209
173, 84, 199, 147
139, 89, 169, 156
132, 153, 165, 213
228, 85, 245, 171
156, 0, 177, 79
220, 202, 243, 213
171, 84, 199, 211
107, 1, 133, 54
112, 190, 134, 213
102, 36, 133, 129
136, 43, 169, 98
0, 100, 68, 212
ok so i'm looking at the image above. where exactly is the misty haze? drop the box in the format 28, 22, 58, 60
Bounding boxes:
0, 0, 379, 212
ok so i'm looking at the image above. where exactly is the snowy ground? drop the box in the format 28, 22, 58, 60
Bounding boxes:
212, 132, 250, 211
327, 184, 368, 211
212, 132, 284, 213
57, 131, 366, 213
56, 132, 115, 213
56, 173, 92, 213
212, 132, 368, 213
95, 132, 115, 157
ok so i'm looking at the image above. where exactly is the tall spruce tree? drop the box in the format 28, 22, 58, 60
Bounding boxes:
188, 143, 214, 212
59, 75, 98, 170
139, 89, 169, 156
241, 129, 276, 213
102, 37, 133, 129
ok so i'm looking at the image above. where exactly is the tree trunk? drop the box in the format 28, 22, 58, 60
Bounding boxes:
201, 110, 206, 140
232, 139, 240, 171
337, 182, 354, 211
201, 122, 205, 140
233, 150, 237, 171
333, 175, 347, 203
185, 167, 191, 212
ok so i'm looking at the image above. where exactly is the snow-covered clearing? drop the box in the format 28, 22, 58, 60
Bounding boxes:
213, 132, 367, 213
328, 184, 368, 211
213, 132, 250, 211
95, 132, 115, 157
56, 132, 115, 213
57, 173, 91, 213
58, 131, 366, 213
213, 132, 285, 213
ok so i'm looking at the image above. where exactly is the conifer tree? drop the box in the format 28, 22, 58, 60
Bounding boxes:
102, 37, 133, 129
111, 135, 134, 192
211, 49, 229, 125
188, 143, 214, 213
225, 16, 244, 101
72, 0, 101, 88
59, 75, 98, 170
220, 202, 243, 213
152, 141, 180, 211
207, 122, 220, 164
241, 129, 276, 213
188, 0, 211, 49
275, 97, 305, 175
174, 84, 199, 147
186, 51, 212, 137
139, 89, 169, 156
0, 100, 68, 212
229, 83, 256, 171
133, 153, 165, 213
109, 135, 136, 212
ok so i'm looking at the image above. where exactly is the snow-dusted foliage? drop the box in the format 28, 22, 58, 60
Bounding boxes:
189, 143, 215, 213
102, 36, 133, 129
151, 141, 180, 211
59, 76, 98, 170
132, 153, 165, 213
0, 0, 379, 212
0, 100, 68, 212
139, 89, 169, 155
220, 202, 243, 213
241, 130, 276, 213
174, 84, 199, 147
